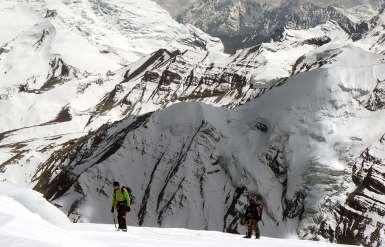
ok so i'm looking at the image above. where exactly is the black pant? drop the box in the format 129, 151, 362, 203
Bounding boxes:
117, 202, 128, 230
246, 219, 260, 239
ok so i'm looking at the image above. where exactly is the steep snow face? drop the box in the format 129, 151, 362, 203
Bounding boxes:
29, 43, 385, 245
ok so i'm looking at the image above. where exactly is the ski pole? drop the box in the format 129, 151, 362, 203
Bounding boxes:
112, 211, 118, 230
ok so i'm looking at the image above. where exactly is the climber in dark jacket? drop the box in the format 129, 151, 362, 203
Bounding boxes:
242, 195, 263, 239
111, 181, 131, 231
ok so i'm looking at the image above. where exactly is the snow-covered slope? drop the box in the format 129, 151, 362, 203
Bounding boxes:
0, 0, 221, 185
0, 184, 352, 247
0, 0, 222, 92
0, 19, 353, 192
0, 5, 351, 186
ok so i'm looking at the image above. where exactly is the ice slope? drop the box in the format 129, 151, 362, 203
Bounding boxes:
0, 184, 350, 247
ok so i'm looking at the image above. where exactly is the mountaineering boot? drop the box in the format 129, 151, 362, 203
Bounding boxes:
255, 224, 260, 239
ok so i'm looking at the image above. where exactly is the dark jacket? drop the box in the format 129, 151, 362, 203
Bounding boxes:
244, 201, 263, 221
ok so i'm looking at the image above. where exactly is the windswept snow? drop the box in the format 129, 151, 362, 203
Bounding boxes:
0, 184, 350, 247
0, 183, 69, 226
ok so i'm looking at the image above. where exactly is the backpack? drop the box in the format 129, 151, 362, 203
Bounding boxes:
255, 203, 263, 221
121, 186, 135, 205
243, 201, 263, 221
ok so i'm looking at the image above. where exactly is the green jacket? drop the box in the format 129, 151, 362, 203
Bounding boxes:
112, 187, 131, 208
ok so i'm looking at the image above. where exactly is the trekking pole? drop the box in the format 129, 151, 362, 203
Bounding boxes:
112, 211, 118, 230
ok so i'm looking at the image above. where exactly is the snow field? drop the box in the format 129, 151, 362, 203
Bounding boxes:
0, 183, 351, 247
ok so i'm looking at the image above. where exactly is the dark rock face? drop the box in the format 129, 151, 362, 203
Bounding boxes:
44, 9, 58, 18
366, 79, 385, 111
313, 135, 385, 247
178, 0, 372, 52
86, 46, 283, 122
303, 36, 332, 46
291, 48, 343, 75
18, 56, 80, 94
41, 56, 80, 91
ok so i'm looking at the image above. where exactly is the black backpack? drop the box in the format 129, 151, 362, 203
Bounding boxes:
244, 201, 263, 221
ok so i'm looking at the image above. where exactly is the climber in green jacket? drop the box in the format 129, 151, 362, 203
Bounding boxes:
111, 181, 131, 231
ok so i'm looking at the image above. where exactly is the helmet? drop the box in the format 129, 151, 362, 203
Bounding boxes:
247, 191, 263, 203
248, 191, 257, 198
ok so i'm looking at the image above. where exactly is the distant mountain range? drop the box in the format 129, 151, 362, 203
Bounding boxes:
157, 0, 384, 52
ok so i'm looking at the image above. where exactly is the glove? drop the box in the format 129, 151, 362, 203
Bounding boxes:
111, 206, 114, 213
